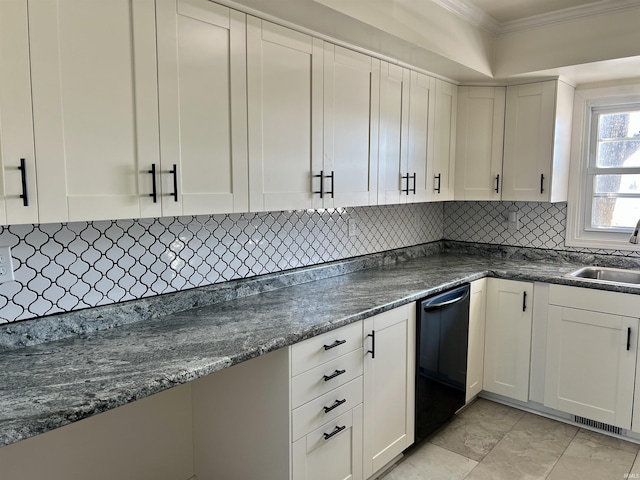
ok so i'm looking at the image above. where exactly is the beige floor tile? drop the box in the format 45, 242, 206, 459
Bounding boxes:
429, 399, 524, 461
566, 429, 640, 458
629, 453, 640, 478
464, 413, 577, 480
381, 443, 477, 480
547, 428, 638, 480
547, 454, 633, 480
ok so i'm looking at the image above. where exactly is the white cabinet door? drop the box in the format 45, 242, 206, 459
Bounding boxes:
247, 17, 323, 212
429, 79, 457, 201
156, 0, 248, 216
502, 81, 556, 202
545, 306, 637, 429
407, 71, 436, 203
29, 0, 160, 222
292, 405, 363, 480
466, 278, 486, 403
323, 44, 379, 208
0, 0, 38, 225
378, 66, 436, 205
363, 304, 415, 479
454, 86, 505, 201
483, 278, 533, 402
378, 63, 410, 205
502, 80, 574, 203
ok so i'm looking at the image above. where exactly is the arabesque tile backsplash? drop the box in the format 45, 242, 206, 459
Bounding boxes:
0, 203, 443, 324
0, 201, 638, 325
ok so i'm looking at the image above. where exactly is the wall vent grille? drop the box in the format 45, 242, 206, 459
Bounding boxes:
574, 416, 622, 435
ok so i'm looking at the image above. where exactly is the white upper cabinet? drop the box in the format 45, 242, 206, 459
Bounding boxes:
430, 80, 457, 201
378, 64, 439, 205
378, 63, 410, 205
454, 86, 505, 201
502, 80, 574, 202
455, 80, 573, 203
156, 0, 248, 216
0, 0, 38, 225
29, 0, 161, 223
323, 44, 380, 208
247, 17, 323, 212
406, 71, 436, 203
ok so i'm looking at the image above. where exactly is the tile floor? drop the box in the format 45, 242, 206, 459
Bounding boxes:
381, 399, 640, 480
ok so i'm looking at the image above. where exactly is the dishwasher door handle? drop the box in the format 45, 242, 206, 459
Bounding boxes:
423, 289, 470, 312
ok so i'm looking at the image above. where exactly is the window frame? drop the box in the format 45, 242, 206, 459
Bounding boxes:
566, 84, 640, 251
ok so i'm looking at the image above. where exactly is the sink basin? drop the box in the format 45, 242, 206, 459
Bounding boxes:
567, 266, 640, 286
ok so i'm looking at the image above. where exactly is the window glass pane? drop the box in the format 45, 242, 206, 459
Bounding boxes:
598, 111, 640, 140
591, 197, 640, 229
596, 140, 640, 167
594, 174, 640, 194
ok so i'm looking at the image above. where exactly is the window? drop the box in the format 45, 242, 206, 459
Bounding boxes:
586, 106, 640, 232
566, 85, 640, 251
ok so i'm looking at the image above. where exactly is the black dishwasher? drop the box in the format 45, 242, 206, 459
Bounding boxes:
415, 284, 470, 445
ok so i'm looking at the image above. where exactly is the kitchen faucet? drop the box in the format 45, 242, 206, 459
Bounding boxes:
630, 218, 640, 244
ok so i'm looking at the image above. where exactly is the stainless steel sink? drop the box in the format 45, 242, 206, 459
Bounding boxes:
567, 266, 640, 285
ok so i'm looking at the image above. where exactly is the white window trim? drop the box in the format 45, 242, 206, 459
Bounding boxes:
566, 83, 640, 251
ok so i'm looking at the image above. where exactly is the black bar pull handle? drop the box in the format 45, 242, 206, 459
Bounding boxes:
495, 174, 500, 194
323, 369, 346, 382
522, 291, 527, 312
434, 173, 441, 194
401, 173, 409, 195
627, 327, 632, 351
410, 173, 417, 194
323, 339, 346, 351
367, 330, 376, 359
313, 170, 324, 198
323, 398, 347, 413
540, 173, 545, 194
148, 163, 157, 203
326, 171, 335, 199
170, 164, 178, 202
323, 425, 346, 440
18, 158, 28, 207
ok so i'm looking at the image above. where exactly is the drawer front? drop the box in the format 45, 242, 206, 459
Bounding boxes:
549, 284, 638, 317
291, 348, 363, 409
292, 376, 363, 441
291, 321, 363, 377
291, 405, 363, 480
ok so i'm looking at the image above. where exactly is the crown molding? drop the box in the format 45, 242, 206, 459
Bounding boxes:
501, 0, 640, 34
432, 0, 640, 35
431, 0, 501, 34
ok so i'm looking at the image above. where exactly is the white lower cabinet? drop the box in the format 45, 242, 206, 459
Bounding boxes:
483, 278, 533, 402
290, 303, 415, 480
466, 278, 486, 403
363, 304, 415, 479
290, 322, 365, 480
544, 285, 638, 430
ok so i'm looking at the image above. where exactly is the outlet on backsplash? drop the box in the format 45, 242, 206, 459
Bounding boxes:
506, 209, 520, 232
348, 218, 358, 237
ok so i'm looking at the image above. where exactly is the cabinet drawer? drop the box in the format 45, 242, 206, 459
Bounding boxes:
291, 321, 363, 377
292, 376, 363, 441
291, 349, 363, 409
549, 284, 638, 317
292, 405, 363, 480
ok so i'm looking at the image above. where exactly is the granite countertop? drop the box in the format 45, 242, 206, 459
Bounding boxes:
1, 249, 640, 448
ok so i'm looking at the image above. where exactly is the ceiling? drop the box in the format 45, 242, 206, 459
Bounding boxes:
222, 0, 640, 86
